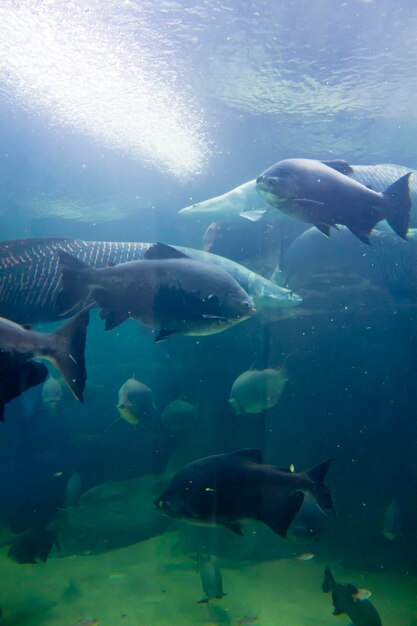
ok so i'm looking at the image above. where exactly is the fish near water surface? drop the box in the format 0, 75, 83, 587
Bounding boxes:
155, 449, 335, 537
0, 238, 300, 325
57, 243, 255, 340
0, 309, 89, 420
322, 566, 382, 626
256, 158, 412, 244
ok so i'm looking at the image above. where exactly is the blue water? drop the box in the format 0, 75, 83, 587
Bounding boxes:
0, 1, 416, 625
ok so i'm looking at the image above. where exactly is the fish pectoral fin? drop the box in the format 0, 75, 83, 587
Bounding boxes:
293, 198, 325, 207
260, 490, 304, 537
144, 242, 189, 260
239, 209, 268, 221
201, 314, 227, 321
197, 598, 209, 604
315, 223, 331, 237
346, 225, 371, 245
155, 329, 177, 342
223, 521, 243, 535
321, 160, 353, 175
100, 309, 130, 331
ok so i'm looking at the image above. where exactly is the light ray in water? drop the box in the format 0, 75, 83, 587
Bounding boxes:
0, 0, 209, 177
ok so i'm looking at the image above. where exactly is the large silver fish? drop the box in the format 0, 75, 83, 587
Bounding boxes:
0, 238, 301, 324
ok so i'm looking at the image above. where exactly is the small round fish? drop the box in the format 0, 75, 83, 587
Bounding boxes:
229, 367, 288, 414
41, 376, 63, 415
117, 377, 158, 427
160, 399, 197, 433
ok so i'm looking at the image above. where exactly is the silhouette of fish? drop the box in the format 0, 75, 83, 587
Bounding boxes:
197, 554, 226, 603
155, 449, 335, 536
8, 521, 60, 564
322, 566, 382, 626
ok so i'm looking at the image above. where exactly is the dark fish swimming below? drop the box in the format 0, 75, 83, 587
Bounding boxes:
256, 158, 412, 244
154, 449, 335, 537
0, 309, 89, 420
322, 566, 382, 626
8, 521, 60, 564
57, 243, 254, 339
0, 238, 300, 325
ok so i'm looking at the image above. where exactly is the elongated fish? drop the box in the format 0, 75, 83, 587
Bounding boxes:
0, 238, 301, 325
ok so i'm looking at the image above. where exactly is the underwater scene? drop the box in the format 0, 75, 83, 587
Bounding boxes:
0, 1, 417, 625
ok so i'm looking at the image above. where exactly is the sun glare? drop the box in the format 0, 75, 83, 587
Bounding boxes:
0, 1, 209, 178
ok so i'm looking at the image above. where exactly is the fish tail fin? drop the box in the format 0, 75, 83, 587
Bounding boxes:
57, 251, 94, 314
49, 308, 90, 402
322, 566, 336, 593
382, 172, 412, 239
304, 459, 336, 518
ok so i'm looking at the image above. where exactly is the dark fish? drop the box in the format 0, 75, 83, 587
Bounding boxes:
57, 243, 254, 340
322, 566, 382, 626
0, 237, 299, 325
8, 521, 60, 564
154, 449, 335, 537
0, 309, 89, 420
256, 158, 412, 244
197, 554, 226, 604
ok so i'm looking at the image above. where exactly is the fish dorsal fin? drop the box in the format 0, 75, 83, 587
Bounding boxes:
239, 208, 268, 222
322, 566, 336, 593
321, 160, 353, 175
144, 242, 189, 260
228, 449, 263, 464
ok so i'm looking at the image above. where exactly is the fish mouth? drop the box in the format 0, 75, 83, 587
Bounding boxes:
154, 497, 183, 519
256, 175, 292, 203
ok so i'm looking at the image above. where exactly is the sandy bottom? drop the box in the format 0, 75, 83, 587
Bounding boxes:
0, 530, 416, 626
